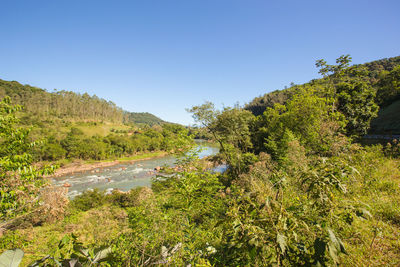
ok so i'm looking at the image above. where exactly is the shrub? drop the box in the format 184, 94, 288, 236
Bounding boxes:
41, 142, 66, 161
70, 189, 107, 211
108, 187, 153, 208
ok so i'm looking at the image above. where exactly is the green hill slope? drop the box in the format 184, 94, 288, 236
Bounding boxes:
370, 99, 400, 134
123, 111, 164, 126
0, 78, 165, 126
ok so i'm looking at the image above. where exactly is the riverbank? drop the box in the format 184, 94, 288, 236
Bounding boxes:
47, 151, 168, 178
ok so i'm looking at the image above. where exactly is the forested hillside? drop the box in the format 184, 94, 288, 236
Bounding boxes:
245, 56, 400, 135
123, 111, 164, 126
0, 79, 164, 125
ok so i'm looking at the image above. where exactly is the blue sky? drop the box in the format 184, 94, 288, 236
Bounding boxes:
1, 0, 399, 125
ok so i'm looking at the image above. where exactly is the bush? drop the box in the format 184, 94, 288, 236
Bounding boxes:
70, 189, 107, 211
108, 187, 153, 208
41, 142, 66, 161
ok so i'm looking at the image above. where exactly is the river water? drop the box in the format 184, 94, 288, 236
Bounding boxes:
52, 141, 219, 198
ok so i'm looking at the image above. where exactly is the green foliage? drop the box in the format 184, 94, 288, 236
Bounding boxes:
336, 80, 378, 137
212, 106, 254, 152
300, 156, 353, 209
361, 55, 400, 83
40, 142, 66, 161
245, 89, 296, 116
29, 234, 112, 266
123, 111, 165, 126
0, 97, 55, 220
0, 79, 124, 124
0, 78, 167, 137
81, 137, 109, 160
32, 123, 194, 162
110, 171, 225, 265
376, 65, 400, 106
60, 130, 110, 160
315, 55, 379, 138
187, 126, 213, 140
107, 187, 152, 208
188, 103, 256, 178
253, 88, 347, 159
384, 139, 400, 157
160, 123, 194, 152
211, 145, 383, 266
154, 171, 224, 219
70, 189, 107, 211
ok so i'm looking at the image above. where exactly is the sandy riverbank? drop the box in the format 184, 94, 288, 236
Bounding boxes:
48, 152, 168, 178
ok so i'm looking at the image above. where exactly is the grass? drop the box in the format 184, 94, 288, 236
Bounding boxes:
340, 154, 400, 266
73, 123, 131, 137
26, 120, 134, 148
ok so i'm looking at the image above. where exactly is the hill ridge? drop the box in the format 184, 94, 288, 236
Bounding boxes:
0, 78, 165, 126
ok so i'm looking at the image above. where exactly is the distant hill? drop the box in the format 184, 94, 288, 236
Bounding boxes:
123, 111, 164, 126
0, 78, 165, 126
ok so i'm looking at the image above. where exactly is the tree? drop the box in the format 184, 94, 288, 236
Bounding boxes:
316, 55, 379, 137
188, 103, 257, 178
315, 55, 352, 111
252, 88, 347, 159
336, 80, 378, 137
375, 65, 400, 106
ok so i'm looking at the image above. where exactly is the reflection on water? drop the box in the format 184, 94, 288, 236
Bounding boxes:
52, 141, 219, 198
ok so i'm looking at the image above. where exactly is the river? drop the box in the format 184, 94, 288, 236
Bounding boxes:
52, 141, 219, 198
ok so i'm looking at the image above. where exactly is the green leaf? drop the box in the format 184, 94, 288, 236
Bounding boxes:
59, 235, 71, 248
0, 249, 24, 267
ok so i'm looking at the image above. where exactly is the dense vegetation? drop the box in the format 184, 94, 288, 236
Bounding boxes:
1, 55, 400, 266
245, 56, 400, 135
123, 111, 165, 126
34, 123, 192, 162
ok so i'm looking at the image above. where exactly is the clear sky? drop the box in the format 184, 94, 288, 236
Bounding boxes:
0, 0, 399, 125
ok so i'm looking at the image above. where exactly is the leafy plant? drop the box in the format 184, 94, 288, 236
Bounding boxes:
0, 97, 55, 220
29, 234, 112, 266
